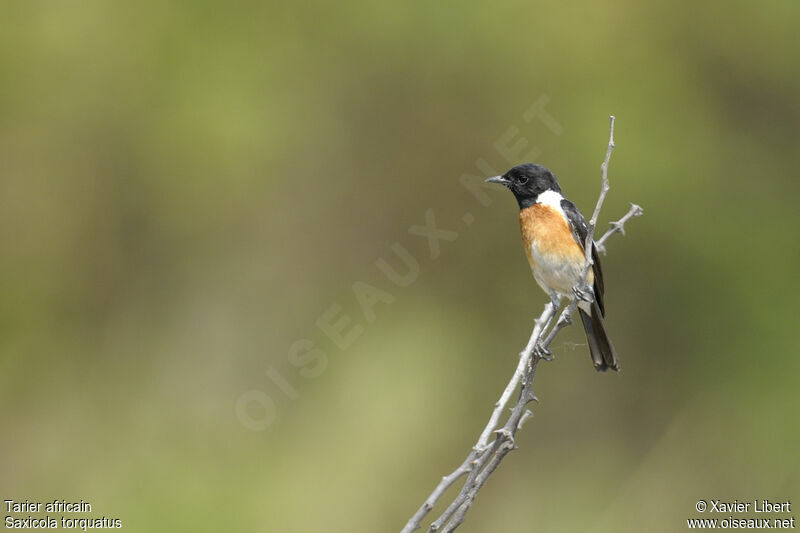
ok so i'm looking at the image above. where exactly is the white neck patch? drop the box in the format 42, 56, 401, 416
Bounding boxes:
536, 189, 566, 217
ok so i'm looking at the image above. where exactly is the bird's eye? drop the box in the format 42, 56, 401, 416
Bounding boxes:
518, 176, 528, 185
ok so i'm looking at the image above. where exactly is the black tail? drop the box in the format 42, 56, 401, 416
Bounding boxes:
578, 301, 619, 372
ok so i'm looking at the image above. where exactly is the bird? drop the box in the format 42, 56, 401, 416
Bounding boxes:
486, 163, 619, 371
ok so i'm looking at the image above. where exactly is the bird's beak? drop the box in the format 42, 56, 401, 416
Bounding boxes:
485, 175, 509, 185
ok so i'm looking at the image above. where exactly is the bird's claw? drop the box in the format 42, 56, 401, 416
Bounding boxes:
534, 343, 554, 361
573, 284, 594, 303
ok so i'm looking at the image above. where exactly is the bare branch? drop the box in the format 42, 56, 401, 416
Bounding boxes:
401, 454, 474, 533
420, 303, 556, 533
580, 114, 615, 279
439, 357, 541, 533
595, 203, 644, 255
585, 115, 615, 250
400, 116, 640, 533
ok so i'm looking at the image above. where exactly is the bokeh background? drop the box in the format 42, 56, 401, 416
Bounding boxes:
1, 1, 798, 531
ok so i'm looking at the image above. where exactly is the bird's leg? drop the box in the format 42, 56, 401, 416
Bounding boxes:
549, 291, 563, 309
542, 298, 576, 350
555, 309, 572, 328
534, 292, 561, 362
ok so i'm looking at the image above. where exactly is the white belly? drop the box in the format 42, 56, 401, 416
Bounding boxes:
530, 241, 587, 296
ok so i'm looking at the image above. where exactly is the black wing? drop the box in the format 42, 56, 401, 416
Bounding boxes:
561, 199, 605, 316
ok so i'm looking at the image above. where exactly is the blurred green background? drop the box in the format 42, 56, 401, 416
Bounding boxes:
1, 1, 798, 531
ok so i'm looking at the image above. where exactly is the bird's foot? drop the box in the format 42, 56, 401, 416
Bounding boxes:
573, 283, 594, 304
534, 343, 554, 362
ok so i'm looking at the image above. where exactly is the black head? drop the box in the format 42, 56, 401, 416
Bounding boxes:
485, 163, 561, 209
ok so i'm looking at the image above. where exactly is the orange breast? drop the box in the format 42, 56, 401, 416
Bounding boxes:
519, 204, 585, 268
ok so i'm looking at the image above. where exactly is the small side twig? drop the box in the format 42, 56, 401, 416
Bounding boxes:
595, 203, 643, 255
400, 116, 641, 533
